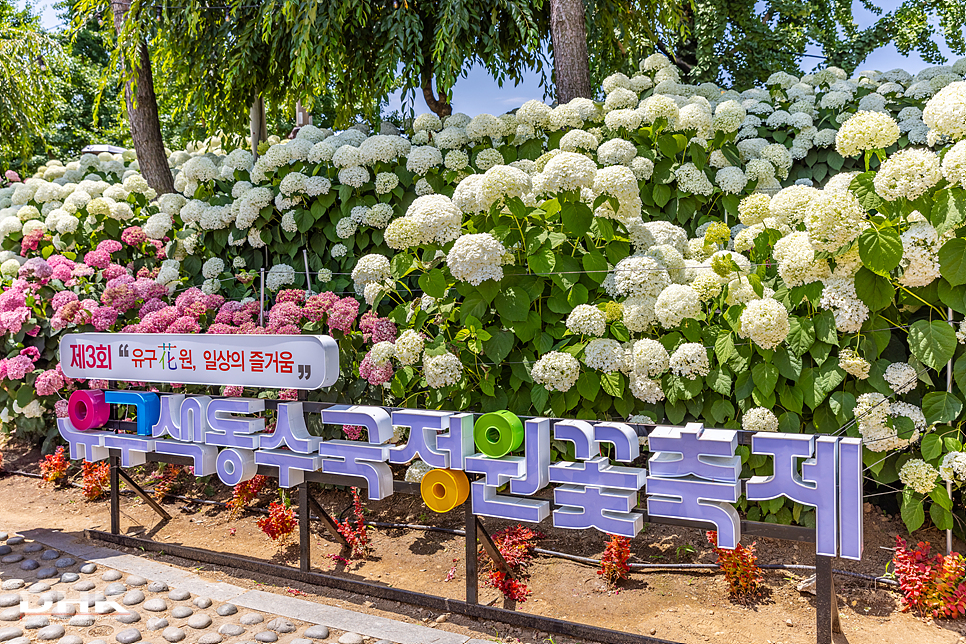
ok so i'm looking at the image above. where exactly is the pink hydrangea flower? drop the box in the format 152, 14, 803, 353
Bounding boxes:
139, 298, 166, 318
5, 355, 34, 380
0, 307, 30, 334
21, 229, 44, 254
52, 291, 79, 311
102, 263, 128, 280
268, 302, 302, 328
279, 388, 298, 401
166, 316, 200, 333
19, 346, 40, 362
72, 265, 95, 278
206, 323, 236, 334
215, 301, 243, 324
18, 258, 52, 280
101, 285, 137, 311
83, 249, 110, 269
97, 240, 123, 255
327, 297, 359, 333
133, 278, 167, 300
343, 425, 365, 440
276, 289, 307, 305
359, 353, 393, 385
89, 379, 110, 389
222, 385, 244, 397
359, 312, 397, 343
34, 369, 65, 396
0, 287, 26, 312
92, 307, 118, 331
122, 226, 147, 246
54, 399, 69, 418
303, 292, 339, 322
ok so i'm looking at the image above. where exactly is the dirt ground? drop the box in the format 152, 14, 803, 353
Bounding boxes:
4, 442, 966, 644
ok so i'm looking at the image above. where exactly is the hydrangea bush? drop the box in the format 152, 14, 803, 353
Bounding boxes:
5, 55, 966, 533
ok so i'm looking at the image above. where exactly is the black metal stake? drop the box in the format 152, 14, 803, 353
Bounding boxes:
116, 467, 171, 521
476, 517, 512, 576
306, 494, 350, 550
464, 502, 477, 605
816, 554, 834, 644
299, 482, 310, 573
109, 454, 120, 535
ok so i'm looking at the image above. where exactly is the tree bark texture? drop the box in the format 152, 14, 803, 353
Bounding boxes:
421, 63, 453, 118
550, 0, 591, 103
111, 1, 174, 195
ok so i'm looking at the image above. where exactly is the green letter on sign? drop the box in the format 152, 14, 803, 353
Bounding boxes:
474, 410, 524, 457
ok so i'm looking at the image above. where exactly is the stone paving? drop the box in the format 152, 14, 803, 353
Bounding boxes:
0, 530, 488, 644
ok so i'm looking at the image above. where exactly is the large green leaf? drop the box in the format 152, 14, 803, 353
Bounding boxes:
922, 392, 963, 425
582, 252, 608, 283
527, 246, 556, 274
854, 267, 895, 311
561, 203, 593, 237
908, 319, 957, 370
601, 372, 625, 397
751, 363, 778, 397
785, 316, 815, 356
483, 330, 515, 366
418, 268, 447, 298
858, 225, 902, 276
933, 187, 966, 235
940, 238, 966, 286
921, 432, 944, 461
901, 489, 925, 533
495, 287, 530, 322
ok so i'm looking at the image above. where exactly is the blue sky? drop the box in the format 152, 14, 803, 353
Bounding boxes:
20, 0, 964, 117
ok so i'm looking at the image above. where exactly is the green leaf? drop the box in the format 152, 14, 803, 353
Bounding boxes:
418, 268, 448, 299
751, 363, 778, 396
16, 386, 34, 408
940, 238, 966, 286
715, 331, 736, 364
531, 385, 550, 413
460, 292, 488, 325
814, 311, 838, 346
933, 187, 966, 235
495, 287, 530, 322
601, 372, 625, 397
930, 503, 953, 531
854, 267, 895, 311
774, 347, 802, 379
483, 330, 515, 366
653, 184, 672, 208
527, 246, 556, 274
582, 252, 609, 284
390, 253, 414, 279
785, 317, 815, 356
858, 225, 903, 276
922, 392, 963, 425
850, 171, 881, 211
561, 203, 593, 237
901, 489, 925, 533
706, 367, 732, 396
577, 371, 600, 401
931, 484, 953, 511
921, 433, 944, 462
908, 319, 957, 370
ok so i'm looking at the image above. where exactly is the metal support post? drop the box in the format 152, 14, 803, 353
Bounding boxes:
815, 555, 840, 644
306, 494, 350, 550
476, 517, 512, 576
116, 467, 171, 521
299, 483, 310, 572
109, 454, 120, 535
464, 502, 478, 605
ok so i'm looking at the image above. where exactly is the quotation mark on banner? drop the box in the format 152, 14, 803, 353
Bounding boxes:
297, 364, 312, 380
117, 344, 130, 357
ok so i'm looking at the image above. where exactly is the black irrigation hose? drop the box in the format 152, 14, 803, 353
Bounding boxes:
10, 470, 899, 588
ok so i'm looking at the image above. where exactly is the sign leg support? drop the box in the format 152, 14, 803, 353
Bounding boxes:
476, 517, 512, 576
306, 494, 350, 551
464, 502, 477, 605
109, 454, 120, 535
299, 483, 310, 572
117, 467, 171, 522
815, 555, 840, 644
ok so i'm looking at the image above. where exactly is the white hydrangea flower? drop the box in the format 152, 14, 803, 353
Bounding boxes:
369, 341, 396, 365
940, 452, 966, 484
715, 167, 748, 194
516, 100, 553, 128
805, 192, 866, 252
873, 148, 942, 201
669, 343, 709, 379
654, 284, 701, 328
478, 165, 532, 210
404, 460, 434, 483
742, 407, 779, 433
394, 330, 424, 366
835, 111, 900, 157
202, 257, 225, 279
922, 81, 966, 140
531, 351, 580, 392
898, 221, 941, 287
144, 213, 172, 240
630, 374, 664, 403
884, 362, 918, 394
338, 166, 370, 188
773, 232, 830, 287
266, 264, 295, 291
375, 172, 399, 195
596, 138, 637, 166
819, 277, 869, 333
413, 113, 443, 133
560, 129, 599, 152
446, 233, 507, 286
632, 339, 669, 377
566, 304, 607, 336
674, 163, 713, 196
899, 459, 938, 495
331, 243, 347, 258
640, 94, 679, 128
838, 348, 870, 379
583, 338, 624, 372
351, 254, 391, 294
738, 297, 790, 350
630, 157, 654, 181
538, 152, 598, 193
613, 256, 670, 298
423, 351, 462, 388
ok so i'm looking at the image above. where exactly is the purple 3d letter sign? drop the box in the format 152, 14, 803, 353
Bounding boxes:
56, 335, 864, 560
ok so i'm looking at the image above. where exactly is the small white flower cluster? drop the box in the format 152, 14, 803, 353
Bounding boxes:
898, 221, 941, 287
583, 339, 624, 373
423, 351, 463, 388
738, 298, 790, 350
940, 451, 966, 484
266, 263, 295, 291
669, 342, 709, 379
445, 233, 508, 286
838, 348, 870, 379
394, 330, 424, 365
404, 460, 434, 483
742, 407, 779, 433
899, 459, 939, 495
351, 253, 391, 295
531, 351, 581, 392
835, 111, 900, 157
884, 362, 918, 394
566, 304, 607, 336
385, 195, 462, 250
873, 148, 942, 201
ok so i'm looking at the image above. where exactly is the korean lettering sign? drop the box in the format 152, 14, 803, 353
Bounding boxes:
58, 390, 864, 560
59, 333, 340, 390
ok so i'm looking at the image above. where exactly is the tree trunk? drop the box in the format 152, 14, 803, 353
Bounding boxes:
110, 1, 174, 195
420, 63, 452, 118
250, 95, 267, 157
550, 0, 591, 103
